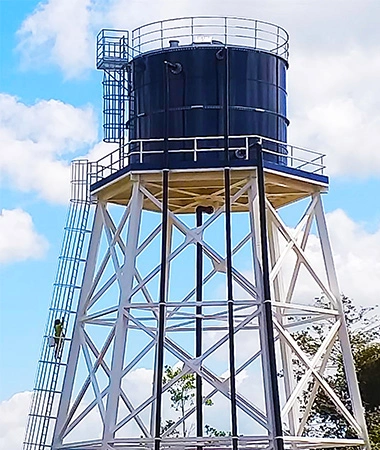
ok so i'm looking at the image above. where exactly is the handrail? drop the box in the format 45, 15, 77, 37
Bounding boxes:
131, 17, 289, 60
89, 134, 326, 185
96, 16, 289, 68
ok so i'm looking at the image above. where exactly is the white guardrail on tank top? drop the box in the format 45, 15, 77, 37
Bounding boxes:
89, 135, 326, 183
97, 16, 289, 66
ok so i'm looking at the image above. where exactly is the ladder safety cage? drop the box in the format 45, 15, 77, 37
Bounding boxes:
102, 70, 128, 144
96, 29, 131, 70
23, 161, 93, 450
97, 29, 132, 144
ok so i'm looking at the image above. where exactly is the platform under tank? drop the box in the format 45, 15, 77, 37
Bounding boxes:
127, 22, 289, 169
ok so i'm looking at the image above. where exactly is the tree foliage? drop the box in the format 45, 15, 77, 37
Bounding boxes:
293, 295, 380, 447
162, 365, 197, 437
356, 343, 380, 411
204, 425, 231, 437
161, 364, 226, 438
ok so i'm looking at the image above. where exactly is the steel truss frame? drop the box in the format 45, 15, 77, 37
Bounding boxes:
52, 171, 370, 450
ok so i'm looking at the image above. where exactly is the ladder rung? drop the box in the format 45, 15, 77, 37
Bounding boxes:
38, 360, 67, 366
48, 308, 76, 314
58, 256, 86, 263
27, 413, 57, 420
34, 388, 62, 394
53, 283, 81, 289
23, 442, 52, 449
63, 226, 87, 232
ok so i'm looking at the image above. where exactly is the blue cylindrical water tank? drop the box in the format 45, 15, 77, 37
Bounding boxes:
128, 19, 289, 168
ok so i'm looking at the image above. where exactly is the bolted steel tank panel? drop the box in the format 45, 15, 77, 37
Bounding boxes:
129, 44, 289, 166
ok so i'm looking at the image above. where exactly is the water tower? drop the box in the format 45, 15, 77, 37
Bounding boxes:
23, 17, 371, 450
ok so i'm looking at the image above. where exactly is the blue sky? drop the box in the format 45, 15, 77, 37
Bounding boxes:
0, 0, 380, 448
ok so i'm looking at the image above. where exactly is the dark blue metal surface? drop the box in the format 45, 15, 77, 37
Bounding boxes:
128, 45, 289, 167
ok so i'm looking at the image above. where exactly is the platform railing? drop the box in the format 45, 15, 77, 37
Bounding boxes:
96, 29, 131, 69
131, 16, 289, 60
96, 17, 289, 68
89, 135, 325, 184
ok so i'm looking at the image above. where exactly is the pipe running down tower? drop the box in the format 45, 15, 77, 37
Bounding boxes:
24, 16, 371, 450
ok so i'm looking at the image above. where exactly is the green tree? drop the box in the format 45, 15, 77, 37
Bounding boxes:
162, 365, 197, 436
293, 295, 380, 447
204, 425, 230, 437
356, 343, 380, 411
161, 364, 226, 437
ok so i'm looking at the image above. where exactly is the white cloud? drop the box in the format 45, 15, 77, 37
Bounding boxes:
288, 49, 380, 177
275, 208, 380, 309
0, 94, 98, 204
82, 140, 117, 162
0, 391, 32, 450
326, 209, 380, 307
2, 369, 235, 445
17, 0, 95, 79
0, 209, 49, 264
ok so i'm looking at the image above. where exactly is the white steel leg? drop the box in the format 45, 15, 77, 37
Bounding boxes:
53, 203, 104, 448
314, 194, 370, 449
248, 177, 275, 448
267, 214, 298, 436
102, 181, 144, 446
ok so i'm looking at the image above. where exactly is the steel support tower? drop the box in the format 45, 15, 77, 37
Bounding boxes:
24, 17, 371, 450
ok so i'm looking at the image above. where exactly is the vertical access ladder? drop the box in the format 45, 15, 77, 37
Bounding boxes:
23, 161, 93, 450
